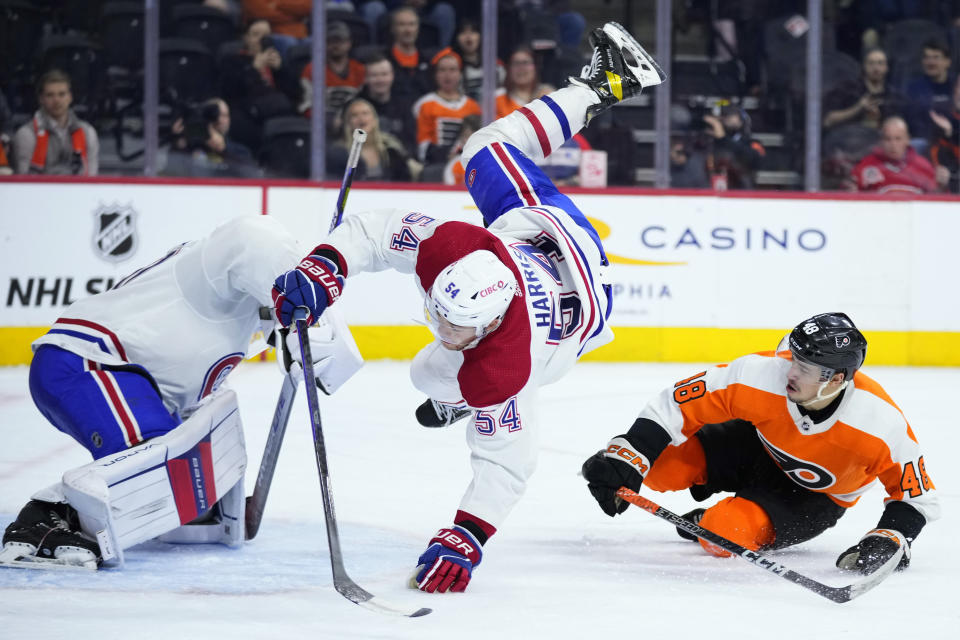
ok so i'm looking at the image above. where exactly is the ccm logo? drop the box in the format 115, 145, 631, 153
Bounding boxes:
435, 530, 475, 555
605, 444, 649, 473
478, 280, 507, 297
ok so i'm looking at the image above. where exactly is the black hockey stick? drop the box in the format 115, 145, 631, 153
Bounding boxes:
245, 128, 367, 539
616, 488, 903, 604
244, 369, 297, 540
296, 313, 432, 617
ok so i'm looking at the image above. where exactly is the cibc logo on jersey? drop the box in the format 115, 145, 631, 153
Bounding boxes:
756, 431, 836, 490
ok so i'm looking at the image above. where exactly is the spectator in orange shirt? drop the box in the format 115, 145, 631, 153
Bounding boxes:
242, 0, 310, 44
412, 48, 481, 164
300, 21, 366, 134
387, 6, 433, 98
495, 46, 555, 119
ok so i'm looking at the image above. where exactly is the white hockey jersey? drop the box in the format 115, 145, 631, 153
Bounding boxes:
33, 216, 302, 417
324, 205, 614, 532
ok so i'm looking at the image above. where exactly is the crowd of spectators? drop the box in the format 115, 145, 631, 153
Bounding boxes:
0, 1, 959, 193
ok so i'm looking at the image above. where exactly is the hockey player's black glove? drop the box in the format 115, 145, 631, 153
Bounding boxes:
836, 528, 911, 575
581, 436, 651, 517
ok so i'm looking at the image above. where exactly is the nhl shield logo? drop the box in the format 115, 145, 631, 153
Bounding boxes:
835, 334, 851, 349
92, 203, 138, 263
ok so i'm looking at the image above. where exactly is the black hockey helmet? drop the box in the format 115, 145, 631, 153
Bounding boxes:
787, 312, 867, 380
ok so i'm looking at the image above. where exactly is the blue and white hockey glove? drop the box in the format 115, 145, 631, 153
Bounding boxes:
412, 525, 482, 593
272, 251, 345, 327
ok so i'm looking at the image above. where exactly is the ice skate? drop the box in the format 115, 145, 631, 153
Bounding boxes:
416, 398, 472, 428
569, 21, 666, 122
1, 500, 101, 570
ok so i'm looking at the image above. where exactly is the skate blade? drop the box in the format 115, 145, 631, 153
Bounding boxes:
0, 546, 98, 571
603, 21, 666, 87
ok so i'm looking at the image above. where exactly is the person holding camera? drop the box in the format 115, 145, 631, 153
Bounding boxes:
12, 69, 99, 175
167, 99, 259, 178
702, 103, 764, 190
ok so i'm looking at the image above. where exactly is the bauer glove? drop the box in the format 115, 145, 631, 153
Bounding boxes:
582, 435, 651, 516
411, 525, 482, 593
836, 528, 911, 575
272, 251, 344, 327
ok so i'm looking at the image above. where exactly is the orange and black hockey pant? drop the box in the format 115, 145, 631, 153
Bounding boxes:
648, 420, 846, 550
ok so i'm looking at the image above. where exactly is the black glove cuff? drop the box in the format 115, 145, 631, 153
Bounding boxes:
624, 417, 672, 465
876, 501, 926, 543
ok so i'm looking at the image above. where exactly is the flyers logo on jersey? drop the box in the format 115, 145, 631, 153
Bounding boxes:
756, 431, 836, 490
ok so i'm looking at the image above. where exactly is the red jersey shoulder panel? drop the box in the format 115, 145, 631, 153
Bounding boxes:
416, 222, 531, 408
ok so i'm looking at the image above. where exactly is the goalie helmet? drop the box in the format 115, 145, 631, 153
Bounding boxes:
426, 250, 517, 334
787, 312, 867, 380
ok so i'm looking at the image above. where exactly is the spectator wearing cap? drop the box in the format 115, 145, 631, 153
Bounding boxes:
823, 48, 905, 131
851, 116, 947, 194
904, 39, 955, 153
387, 6, 433, 98
299, 20, 366, 134
12, 69, 99, 175
411, 48, 481, 164
358, 53, 418, 157
703, 104, 764, 189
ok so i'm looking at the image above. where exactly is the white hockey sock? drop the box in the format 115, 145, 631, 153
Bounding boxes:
462, 86, 600, 164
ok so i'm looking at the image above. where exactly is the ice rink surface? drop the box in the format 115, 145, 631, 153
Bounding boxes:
0, 360, 956, 639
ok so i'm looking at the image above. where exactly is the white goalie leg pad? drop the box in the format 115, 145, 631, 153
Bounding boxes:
287, 306, 364, 395
61, 390, 247, 565
156, 477, 245, 547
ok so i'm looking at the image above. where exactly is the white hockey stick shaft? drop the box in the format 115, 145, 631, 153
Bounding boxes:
330, 128, 367, 233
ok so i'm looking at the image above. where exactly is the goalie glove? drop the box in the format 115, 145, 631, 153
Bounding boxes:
581, 435, 651, 516
272, 308, 364, 395
836, 528, 911, 575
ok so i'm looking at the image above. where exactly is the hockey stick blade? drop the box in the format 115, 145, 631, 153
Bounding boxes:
295, 315, 432, 618
616, 488, 903, 604
335, 576, 432, 617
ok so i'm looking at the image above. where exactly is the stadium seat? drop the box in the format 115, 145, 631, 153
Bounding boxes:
100, 2, 145, 70
0, 0, 47, 84
38, 34, 106, 117
821, 51, 861, 95
159, 38, 215, 104
259, 116, 311, 178
172, 5, 237, 56
327, 10, 372, 47
883, 19, 948, 90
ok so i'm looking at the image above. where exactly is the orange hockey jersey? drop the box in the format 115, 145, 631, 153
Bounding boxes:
412, 92, 481, 161
639, 351, 939, 523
